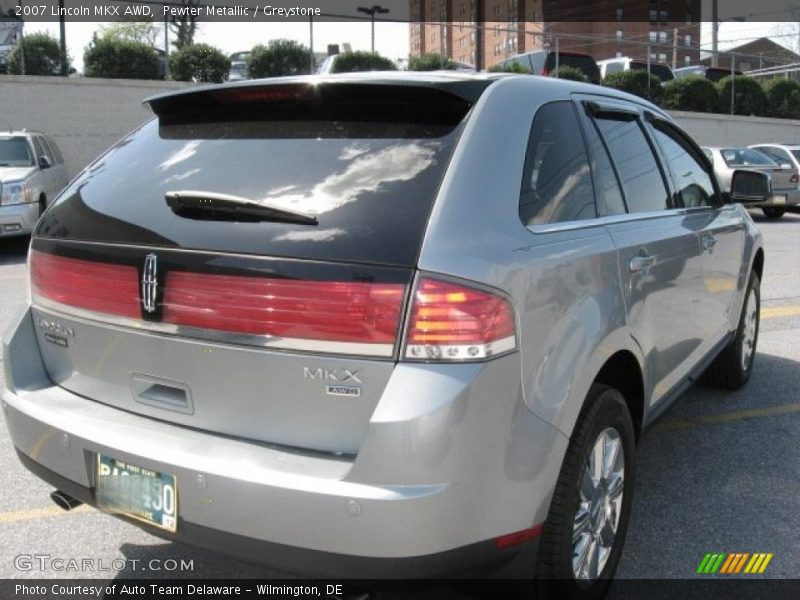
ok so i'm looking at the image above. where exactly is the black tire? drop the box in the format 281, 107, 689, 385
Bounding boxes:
535, 385, 636, 600
702, 272, 760, 390
762, 207, 785, 219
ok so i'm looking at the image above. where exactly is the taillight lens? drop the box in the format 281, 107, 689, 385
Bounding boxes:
30, 250, 140, 318
540, 68, 551, 76
791, 173, 799, 183
404, 277, 516, 361
163, 271, 405, 355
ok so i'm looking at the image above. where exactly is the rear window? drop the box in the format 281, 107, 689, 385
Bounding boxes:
720, 148, 777, 168
545, 53, 600, 83
37, 84, 475, 267
0, 137, 34, 167
630, 61, 674, 82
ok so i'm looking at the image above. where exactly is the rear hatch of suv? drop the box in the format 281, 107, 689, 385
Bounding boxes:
30, 78, 486, 454
543, 52, 601, 84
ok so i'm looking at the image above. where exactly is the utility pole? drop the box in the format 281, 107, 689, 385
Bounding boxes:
58, 0, 66, 75
712, 0, 719, 67
672, 27, 678, 70
163, 14, 170, 78
309, 14, 314, 73
357, 5, 389, 53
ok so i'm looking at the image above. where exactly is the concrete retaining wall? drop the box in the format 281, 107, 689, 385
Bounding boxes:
669, 110, 800, 147
1, 75, 196, 177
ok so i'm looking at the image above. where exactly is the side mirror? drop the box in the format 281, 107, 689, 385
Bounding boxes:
38, 155, 52, 170
729, 169, 771, 204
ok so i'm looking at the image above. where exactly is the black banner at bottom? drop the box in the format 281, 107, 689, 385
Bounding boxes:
3, 579, 800, 600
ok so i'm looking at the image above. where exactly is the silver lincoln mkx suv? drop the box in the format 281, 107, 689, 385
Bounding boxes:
3, 73, 767, 598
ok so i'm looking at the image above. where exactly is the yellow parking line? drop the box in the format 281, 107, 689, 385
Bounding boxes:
761, 305, 800, 319
0, 504, 90, 525
653, 403, 800, 433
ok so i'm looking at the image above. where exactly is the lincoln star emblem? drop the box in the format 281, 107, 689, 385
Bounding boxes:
142, 254, 158, 313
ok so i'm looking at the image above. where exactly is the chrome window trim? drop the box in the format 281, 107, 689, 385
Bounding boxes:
32, 297, 396, 359
526, 205, 717, 235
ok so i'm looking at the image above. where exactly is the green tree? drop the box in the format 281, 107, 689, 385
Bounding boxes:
169, 43, 230, 83
329, 51, 396, 73
98, 21, 160, 48
408, 52, 455, 71
6, 32, 68, 76
765, 78, 800, 119
716, 75, 768, 116
662, 75, 719, 113
603, 70, 664, 104
553, 65, 588, 82
83, 34, 160, 80
488, 62, 531, 74
169, 0, 200, 51
247, 40, 310, 78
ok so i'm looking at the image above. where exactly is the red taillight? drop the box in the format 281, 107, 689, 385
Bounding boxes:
540, 68, 551, 76
163, 271, 405, 354
791, 173, 799, 183
404, 278, 516, 361
30, 250, 140, 318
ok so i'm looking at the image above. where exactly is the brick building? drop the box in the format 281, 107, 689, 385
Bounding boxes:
409, 0, 701, 70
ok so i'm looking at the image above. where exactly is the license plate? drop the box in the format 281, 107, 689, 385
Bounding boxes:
96, 455, 178, 532
773, 195, 787, 204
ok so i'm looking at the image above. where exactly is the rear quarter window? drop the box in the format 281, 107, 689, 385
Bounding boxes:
520, 101, 596, 226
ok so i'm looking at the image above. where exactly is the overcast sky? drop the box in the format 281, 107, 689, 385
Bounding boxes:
24, 20, 790, 73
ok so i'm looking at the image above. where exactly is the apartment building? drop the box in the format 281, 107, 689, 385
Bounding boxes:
409, 0, 701, 70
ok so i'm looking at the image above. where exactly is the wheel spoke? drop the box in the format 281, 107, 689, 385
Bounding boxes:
573, 506, 591, 543
603, 436, 622, 480
586, 537, 600, 580
598, 512, 617, 546
573, 534, 592, 579
580, 469, 596, 502
590, 436, 604, 483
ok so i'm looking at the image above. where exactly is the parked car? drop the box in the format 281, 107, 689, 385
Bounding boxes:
598, 56, 674, 82
703, 146, 800, 218
496, 50, 601, 83
228, 51, 250, 81
750, 142, 800, 172
4, 73, 768, 596
674, 65, 741, 82
0, 130, 69, 237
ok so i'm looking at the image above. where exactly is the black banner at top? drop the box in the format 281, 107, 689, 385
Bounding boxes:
0, 0, 799, 23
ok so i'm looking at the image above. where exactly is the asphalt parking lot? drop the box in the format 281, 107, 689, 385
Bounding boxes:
0, 211, 797, 588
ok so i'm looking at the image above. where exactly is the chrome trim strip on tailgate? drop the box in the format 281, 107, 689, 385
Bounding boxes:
32, 297, 396, 358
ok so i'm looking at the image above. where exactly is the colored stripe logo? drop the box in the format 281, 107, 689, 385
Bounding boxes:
697, 552, 773, 574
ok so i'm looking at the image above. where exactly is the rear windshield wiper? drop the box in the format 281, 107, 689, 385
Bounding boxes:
165, 190, 318, 225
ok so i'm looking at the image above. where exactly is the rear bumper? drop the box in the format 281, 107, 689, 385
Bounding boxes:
0, 203, 40, 236
755, 188, 800, 207
2, 307, 566, 577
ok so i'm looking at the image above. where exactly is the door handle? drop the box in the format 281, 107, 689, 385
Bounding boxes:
629, 254, 656, 272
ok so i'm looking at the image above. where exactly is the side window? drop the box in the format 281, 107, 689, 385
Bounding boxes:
31, 136, 46, 160
580, 113, 627, 216
39, 137, 54, 161
520, 101, 596, 226
47, 138, 65, 164
593, 116, 669, 213
650, 123, 716, 208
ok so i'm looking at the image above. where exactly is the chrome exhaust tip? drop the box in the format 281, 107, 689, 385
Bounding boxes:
50, 490, 82, 511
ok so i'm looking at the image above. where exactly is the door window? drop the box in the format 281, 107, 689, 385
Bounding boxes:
520, 101, 596, 225
593, 116, 669, 213
650, 123, 716, 208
